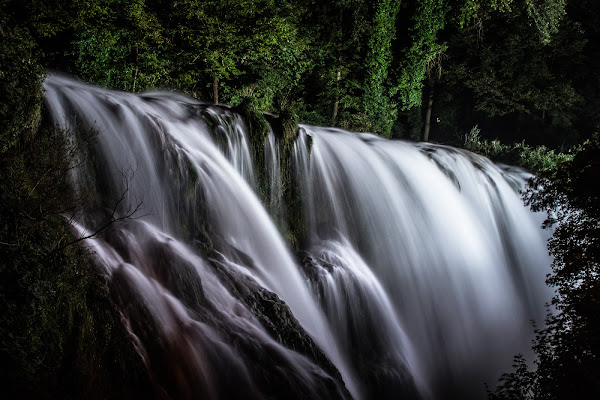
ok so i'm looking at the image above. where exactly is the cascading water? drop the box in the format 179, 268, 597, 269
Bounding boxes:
43, 74, 551, 400
294, 126, 552, 399
43, 74, 355, 400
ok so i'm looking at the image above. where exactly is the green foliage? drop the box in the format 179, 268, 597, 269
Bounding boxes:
525, 0, 567, 43
73, 29, 134, 89
469, 2, 576, 121
2, 0, 596, 142
235, 10, 309, 112
0, 11, 156, 392
527, 137, 600, 399
237, 96, 271, 144
395, 0, 447, 111
463, 124, 482, 148
295, 0, 372, 130
453, 0, 514, 27
71, 0, 170, 91
171, 0, 306, 106
0, 7, 44, 154
363, 0, 401, 137
463, 125, 572, 174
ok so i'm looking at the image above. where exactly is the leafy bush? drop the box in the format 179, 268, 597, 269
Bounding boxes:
0, 8, 44, 154
463, 125, 573, 175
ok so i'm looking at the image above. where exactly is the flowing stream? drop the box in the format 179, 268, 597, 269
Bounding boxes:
43, 74, 552, 400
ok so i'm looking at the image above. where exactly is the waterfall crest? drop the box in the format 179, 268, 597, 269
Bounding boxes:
43, 74, 551, 400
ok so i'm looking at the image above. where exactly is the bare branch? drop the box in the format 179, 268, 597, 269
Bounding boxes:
27, 167, 54, 198
46, 164, 148, 258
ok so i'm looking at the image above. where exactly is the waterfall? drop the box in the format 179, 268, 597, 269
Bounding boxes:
294, 126, 551, 398
43, 74, 551, 400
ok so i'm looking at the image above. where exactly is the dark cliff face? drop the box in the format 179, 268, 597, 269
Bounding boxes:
0, 243, 156, 400
102, 224, 351, 400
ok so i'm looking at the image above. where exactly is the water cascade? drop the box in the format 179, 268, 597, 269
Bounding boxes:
43, 74, 551, 400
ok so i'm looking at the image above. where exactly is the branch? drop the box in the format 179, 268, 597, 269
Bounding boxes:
46, 165, 148, 258
51, 200, 145, 256
27, 167, 54, 198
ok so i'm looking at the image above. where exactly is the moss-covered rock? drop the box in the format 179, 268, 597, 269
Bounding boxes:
208, 245, 351, 400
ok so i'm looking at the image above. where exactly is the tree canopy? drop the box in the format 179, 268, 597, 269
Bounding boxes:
4, 0, 596, 144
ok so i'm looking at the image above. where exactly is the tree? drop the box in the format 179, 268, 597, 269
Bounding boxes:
292, 0, 372, 128
71, 0, 171, 91
170, 0, 305, 107
489, 136, 600, 399
362, 0, 401, 137
432, 0, 580, 145
394, 0, 447, 114
422, 51, 445, 141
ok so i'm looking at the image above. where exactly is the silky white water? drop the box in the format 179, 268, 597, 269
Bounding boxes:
43, 74, 551, 400
294, 126, 551, 398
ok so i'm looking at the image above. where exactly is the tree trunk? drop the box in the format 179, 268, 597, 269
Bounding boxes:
132, 47, 139, 92
332, 70, 341, 123
133, 67, 138, 93
212, 76, 219, 105
422, 77, 434, 142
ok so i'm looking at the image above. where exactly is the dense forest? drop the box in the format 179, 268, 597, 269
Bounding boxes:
3, 0, 600, 145
1, 0, 599, 399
